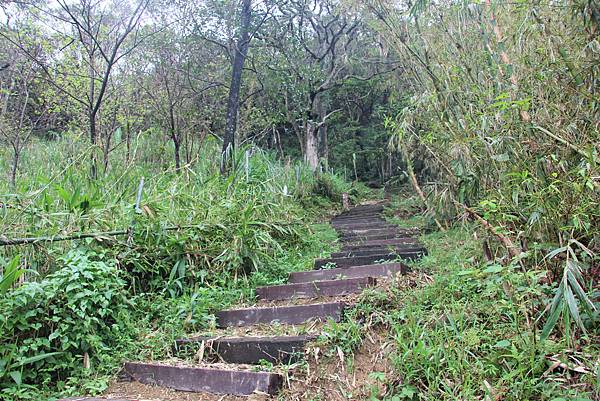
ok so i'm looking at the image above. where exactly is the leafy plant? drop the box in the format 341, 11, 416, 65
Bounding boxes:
0, 248, 131, 399
0, 255, 25, 294
541, 240, 597, 343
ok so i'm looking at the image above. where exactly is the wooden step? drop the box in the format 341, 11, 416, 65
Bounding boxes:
336, 224, 398, 232
331, 246, 427, 258
333, 213, 385, 220
331, 218, 387, 225
341, 227, 417, 237
216, 302, 345, 327
331, 211, 383, 222
123, 362, 282, 395
256, 277, 376, 300
315, 251, 424, 269
341, 232, 417, 242
341, 238, 420, 250
334, 224, 395, 232
338, 204, 384, 214
176, 335, 315, 364
315, 253, 397, 269
289, 263, 408, 283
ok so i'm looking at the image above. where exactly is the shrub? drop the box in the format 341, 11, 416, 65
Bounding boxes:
0, 248, 132, 399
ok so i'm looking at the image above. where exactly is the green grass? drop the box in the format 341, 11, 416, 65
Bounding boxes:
0, 133, 366, 401
319, 218, 598, 400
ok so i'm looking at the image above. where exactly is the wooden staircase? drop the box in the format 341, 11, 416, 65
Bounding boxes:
63, 202, 426, 399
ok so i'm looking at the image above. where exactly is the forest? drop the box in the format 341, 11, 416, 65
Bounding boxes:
0, 0, 598, 400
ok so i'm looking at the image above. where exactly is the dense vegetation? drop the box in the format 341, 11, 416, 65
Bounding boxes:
322, 194, 598, 400
0, 137, 365, 399
0, 0, 598, 400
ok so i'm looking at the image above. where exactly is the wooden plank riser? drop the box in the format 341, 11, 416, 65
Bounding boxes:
340, 227, 418, 236
314, 252, 424, 269
332, 214, 386, 220
341, 238, 420, 249
123, 362, 283, 395
335, 225, 398, 233
341, 232, 418, 242
334, 224, 395, 231
331, 214, 384, 223
331, 246, 427, 258
331, 216, 387, 223
337, 205, 385, 214
256, 277, 376, 301
216, 302, 345, 328
176, 336, 314, 365
289, 263, 408, 283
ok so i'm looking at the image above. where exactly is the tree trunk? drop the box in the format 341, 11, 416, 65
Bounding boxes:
304, 121, 319, 171
88, 53, 98, 180
173, 135, 181, 171
185, 130, 192, 165
169, 104, 181, 172
10, 141, 20, 188
317, 98, 328, 164
221, 0, 252, 175
318, 124, 328, 163
89, 110, 98, 180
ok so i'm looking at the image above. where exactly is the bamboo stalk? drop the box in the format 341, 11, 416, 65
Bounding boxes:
0, 222, 298, 247
0, 230, 130, 246
454, 200, 520, 259
408, 167, 445, 231
484, 0, 531, 123
395, 140, 446, 231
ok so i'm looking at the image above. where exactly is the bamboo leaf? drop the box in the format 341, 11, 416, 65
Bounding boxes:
545, 246, 568, 260
566, 259, 585, 283
566, 270, 596, 312
541, 298, 563, 341
9, 371, 21, 385
0, 255, 23, 293
564, 284, 586, 334
11, 352, 64, 368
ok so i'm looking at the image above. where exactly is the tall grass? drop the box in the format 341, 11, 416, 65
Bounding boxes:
0, 132, 364, 286
0, 131, 367, 400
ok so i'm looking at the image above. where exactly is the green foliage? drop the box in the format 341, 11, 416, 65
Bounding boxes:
373, 0, 600, 343
319, 223, 598, 400
0, 139, 353, 288
0, 135, 357, 399
311, 173, 370, 204
0, 255, 26, 294
381, 228, 599, 400
0, 249, 131, 399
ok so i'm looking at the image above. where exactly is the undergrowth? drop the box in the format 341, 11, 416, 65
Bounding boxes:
383, 228, 598, 400
0, 135, 367, 400
317, 198, 598, 401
